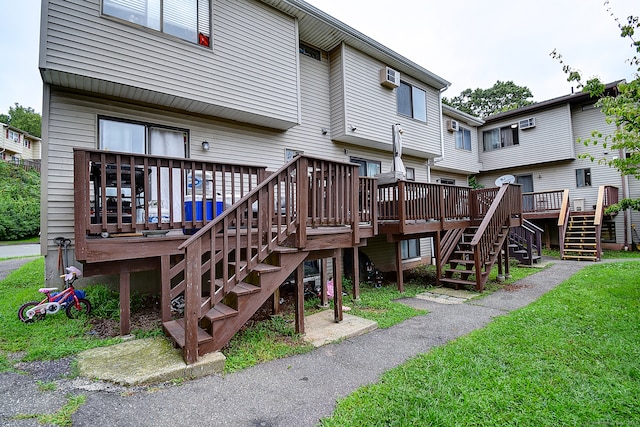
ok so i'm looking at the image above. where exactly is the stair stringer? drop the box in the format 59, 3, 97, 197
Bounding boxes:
200, 250, 309, 355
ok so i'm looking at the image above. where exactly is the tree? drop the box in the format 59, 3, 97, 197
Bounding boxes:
0, 161, 40, 240
443, 80, 535, 118
0, 103, 42, 137
550, 2, 640, 213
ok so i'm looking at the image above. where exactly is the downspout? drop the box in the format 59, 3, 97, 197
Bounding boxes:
620, 147, 630, 249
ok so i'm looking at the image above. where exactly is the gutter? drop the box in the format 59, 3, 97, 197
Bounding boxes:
274, 0, 450, 89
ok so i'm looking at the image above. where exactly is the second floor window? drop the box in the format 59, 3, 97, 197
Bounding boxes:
103, 0, 211, 47
576, 168, 591, 187
397, 82, 427, 122
7, 130, 19, 142
350, 157, 381, 177
482, 125, 519, 152
455, 127, 471, 151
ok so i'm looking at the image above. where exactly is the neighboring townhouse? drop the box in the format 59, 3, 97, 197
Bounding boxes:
1, 122, 41, 168
474, 82, 637, 250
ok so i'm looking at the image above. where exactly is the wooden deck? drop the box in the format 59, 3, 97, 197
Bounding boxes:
70, 149, 546, 363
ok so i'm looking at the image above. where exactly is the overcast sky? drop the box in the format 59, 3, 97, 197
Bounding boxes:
1, 0, 637, 115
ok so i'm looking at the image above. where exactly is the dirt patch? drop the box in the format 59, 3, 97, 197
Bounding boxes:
503, 283, 534, 292
89, 297, 162, 338
87, 288, 301, 339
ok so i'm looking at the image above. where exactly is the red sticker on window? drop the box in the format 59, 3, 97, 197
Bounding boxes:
198, 33, 210, 47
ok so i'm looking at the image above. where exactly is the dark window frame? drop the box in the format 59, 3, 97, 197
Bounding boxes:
575, 168, 592, 187
102, 0, 212, 47
397, 81, 427, 122
482, 125, 519, 152
350, 157, 381, 177
401, 239, 421, 260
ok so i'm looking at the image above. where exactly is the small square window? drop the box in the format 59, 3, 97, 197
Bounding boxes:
576, 168, 591, 187
406, 167, 415, 181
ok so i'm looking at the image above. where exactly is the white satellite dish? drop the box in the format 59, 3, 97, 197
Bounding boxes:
495, 174, 516, 186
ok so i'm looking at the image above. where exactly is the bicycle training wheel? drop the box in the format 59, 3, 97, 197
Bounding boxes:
65, 298, 92, 319
18, 301, 45, 323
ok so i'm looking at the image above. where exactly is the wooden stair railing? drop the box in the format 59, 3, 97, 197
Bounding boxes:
508, 219, 543, 265
557, 189, 571, 258
164, 156, 362, 364
440, 184, 522, 291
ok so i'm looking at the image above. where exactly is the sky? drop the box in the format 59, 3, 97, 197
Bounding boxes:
1, 0, 637, 115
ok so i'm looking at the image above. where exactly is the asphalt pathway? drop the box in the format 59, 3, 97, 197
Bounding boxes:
1, 258, 591, 426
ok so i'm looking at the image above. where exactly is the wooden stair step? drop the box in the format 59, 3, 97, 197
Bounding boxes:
163, 318, 213, 348
252, 263, 282, 273
230, 281, 261, 296
449, 259, 475, 265
273, 245, 299, 253
204, 303, 238, 322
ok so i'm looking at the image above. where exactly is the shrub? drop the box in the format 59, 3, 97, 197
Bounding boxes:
0, 162, 40, 240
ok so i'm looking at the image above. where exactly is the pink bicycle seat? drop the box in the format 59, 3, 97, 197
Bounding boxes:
39, 287, 59, 293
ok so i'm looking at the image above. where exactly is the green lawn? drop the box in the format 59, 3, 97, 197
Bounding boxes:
320, 260, 640, 426
0, 258, 120, 370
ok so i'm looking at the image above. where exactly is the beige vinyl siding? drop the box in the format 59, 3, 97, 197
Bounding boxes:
437, 113, 481, 174
42, 0, 300, 129
479, 105, 574, 171
572, 104, 622, 208
330, 44, 441, 158
329, 44, 347, 142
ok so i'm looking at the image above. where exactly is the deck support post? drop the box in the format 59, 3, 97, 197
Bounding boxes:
320, 258, 329, 307
352, 249, 360, 300
294, 263, 304, 334
503, 238, 511, 278
119, 271, 130, 336
333, 249, 343, 322
272, 287, 281, 315
160, 255, 171, 322
434, 232, 442, 287
395, 240, 404, 292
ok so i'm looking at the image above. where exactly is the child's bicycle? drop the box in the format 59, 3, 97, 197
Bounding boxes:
18, 266, 91, 322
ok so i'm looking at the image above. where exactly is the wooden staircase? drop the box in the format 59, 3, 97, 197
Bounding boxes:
561, 213, 599, 261
440, 225, 510, 291
438, 184, 522, 291
508, 219, 543, 265
160, 156, 366, 364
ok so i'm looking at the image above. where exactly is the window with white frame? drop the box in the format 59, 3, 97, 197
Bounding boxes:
102, 0, 211, 47
401, 239, 420, 260
7, 130, 19, 142
455, 127, 472, 151
406, 167, 415, 181
350, 157, 381, 177
482, 125, 519, 152
397, 81, 427, 122
576, 168, 591, 187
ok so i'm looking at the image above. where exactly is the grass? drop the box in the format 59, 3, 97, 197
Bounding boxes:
13, 393, 87, 427
0, 236, 40, 245
319, 260, 640, 426
0, 258, 121, 368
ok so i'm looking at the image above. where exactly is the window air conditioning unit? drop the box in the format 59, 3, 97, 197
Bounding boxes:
447, 119, 459, 132
380, 67, 400, 89
519, 117, 536, 130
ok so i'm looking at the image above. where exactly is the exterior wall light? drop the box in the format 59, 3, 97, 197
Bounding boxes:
202, 141, 210, 151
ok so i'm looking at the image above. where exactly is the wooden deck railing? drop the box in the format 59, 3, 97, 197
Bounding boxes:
470, 184, 522, 289
377, 181, 472, 230
522, 190, 565, 214
173, 155, 365, 362
73, 148, 266, 238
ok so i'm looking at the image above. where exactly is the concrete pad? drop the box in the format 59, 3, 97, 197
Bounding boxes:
77, 337, 225, 386
303, 310, 378, 347
414, 288, 477, 304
